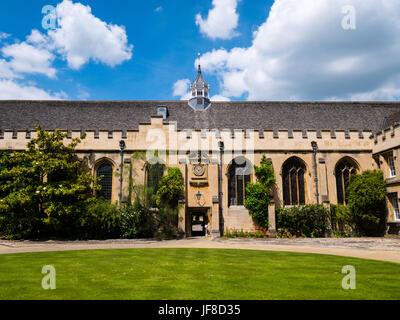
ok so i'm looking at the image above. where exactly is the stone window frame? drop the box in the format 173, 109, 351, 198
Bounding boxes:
335, 157, 359, 205
388, 155, 396, 178
388, 192, 400, 221
282, 157, 307, 206
228, 156, 253, 207
95, 159, 115, 202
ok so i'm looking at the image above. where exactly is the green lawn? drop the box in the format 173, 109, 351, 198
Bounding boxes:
0, 248, 399, 300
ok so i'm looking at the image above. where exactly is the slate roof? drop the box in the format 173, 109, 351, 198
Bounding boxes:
384, 110, 400, 129
1, 100, 399, 132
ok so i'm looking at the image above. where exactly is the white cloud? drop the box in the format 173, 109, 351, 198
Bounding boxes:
27, 29, 48, 45
173, 78, 191, 100
0, 0, 134, 100
211, 95, 230, 101
155, 6, 163, 13
0, 59, 18, 79
48, 0, 133, 69
1, 41, 56, 78
0, 80, 65, 100
196, 0, 239, 40
0, 31, 63, 99
197, 0, 400, 101
0, 33, 10, 41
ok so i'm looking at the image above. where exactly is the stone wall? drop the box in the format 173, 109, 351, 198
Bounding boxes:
1, 115, 392, 235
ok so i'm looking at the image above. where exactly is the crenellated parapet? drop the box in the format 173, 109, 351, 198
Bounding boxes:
0, 114, 374, 153
373, 123, 400, 154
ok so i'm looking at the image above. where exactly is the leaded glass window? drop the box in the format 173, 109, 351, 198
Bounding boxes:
335, 159, 358, 204
389, 193, 400, 221
388, 156, 396, 178
283, 158, 306, 206
228, 158, 252, 206
97, 163, 113, 201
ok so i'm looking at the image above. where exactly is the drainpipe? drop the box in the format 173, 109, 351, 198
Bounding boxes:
218, 141, 225, 236
119, 140, 126, 206
311, 141, 320, 205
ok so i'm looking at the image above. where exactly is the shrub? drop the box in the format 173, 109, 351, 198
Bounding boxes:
155, 167, 184, 239
347, 170, 387, 236
154, 206, 180, 239
245, 155, 276, 228
79, 200, 121, 240
120, 185, 157, 239
120, 204, 156, 239
330, 204, 354, 237
276, 205, 330, 238
156, 167, 184, 208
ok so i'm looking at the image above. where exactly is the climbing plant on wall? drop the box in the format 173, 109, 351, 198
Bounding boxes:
245, 155, 276, 228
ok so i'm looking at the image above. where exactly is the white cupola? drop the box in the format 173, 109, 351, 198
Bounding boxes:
188, 65, 211, 110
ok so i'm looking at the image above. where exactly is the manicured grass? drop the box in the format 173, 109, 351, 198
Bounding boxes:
0, 248, 399, 300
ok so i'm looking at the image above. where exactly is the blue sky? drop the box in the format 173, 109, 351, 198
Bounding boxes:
1, 0, 400, 101
0, 0, 272, 100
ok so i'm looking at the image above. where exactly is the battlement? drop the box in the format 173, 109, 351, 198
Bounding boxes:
0, 115, 374, 152
373, 123, 400, 154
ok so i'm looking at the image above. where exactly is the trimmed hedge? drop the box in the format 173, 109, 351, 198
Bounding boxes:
276, 205, 330, 238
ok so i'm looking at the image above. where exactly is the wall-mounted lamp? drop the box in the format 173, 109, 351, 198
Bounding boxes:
119, 140, 126, 205
119, 140, 126, 151
196, 191, 202, 202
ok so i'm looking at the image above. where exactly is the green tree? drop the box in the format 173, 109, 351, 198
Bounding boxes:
156, 167, 184, 208
156, 167, 184, 238
0, 126, 98, 239
347, 170, 387, 236
245, 155, 276, 228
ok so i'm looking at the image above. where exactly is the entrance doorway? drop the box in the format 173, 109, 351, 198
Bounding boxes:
190, 212, 208, 237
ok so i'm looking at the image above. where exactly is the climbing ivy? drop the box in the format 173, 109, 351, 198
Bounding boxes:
245, 155, 276, 228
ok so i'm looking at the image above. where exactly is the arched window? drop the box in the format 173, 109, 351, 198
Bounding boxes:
146, 163, 164, 206
97, 162, 113, 201
335, 158, 358, 204
282, 157, 306, 206
228, 157, 252, 206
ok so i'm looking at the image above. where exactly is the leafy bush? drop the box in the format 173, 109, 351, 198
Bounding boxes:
347, 170, 387, 236
245, 155, 276, 228
245, 184, 271, 228
276, 205, 330, 238
79, 200, 121, 240
120, 191, 156, 239
155, 167, 183, 239
156, 167, 184, 208
330, 204, 354, 237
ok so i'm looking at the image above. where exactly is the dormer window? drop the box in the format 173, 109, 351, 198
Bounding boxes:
157, 106, 168, 120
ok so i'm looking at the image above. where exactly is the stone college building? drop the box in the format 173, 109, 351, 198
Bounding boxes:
1, 67, 400, 237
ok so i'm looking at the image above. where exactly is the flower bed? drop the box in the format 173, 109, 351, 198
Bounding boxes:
224, 227, 269, 239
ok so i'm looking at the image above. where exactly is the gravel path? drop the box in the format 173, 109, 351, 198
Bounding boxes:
1, 237, 400, 263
